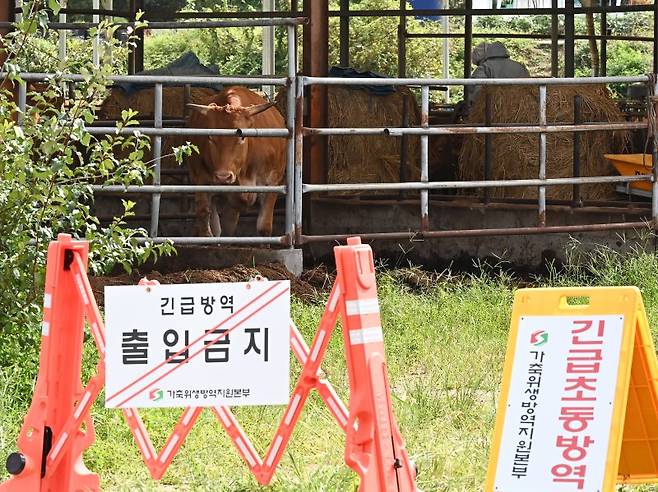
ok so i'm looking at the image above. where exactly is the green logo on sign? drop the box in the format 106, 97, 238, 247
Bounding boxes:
530, 330, 548, 346
149, 388, 163, 402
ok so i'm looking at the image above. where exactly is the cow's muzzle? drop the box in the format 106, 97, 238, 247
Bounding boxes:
214, 171, 237, 185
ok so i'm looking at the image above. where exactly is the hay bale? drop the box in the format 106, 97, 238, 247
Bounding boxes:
277, 86, 420, 193
458, 84, 627, 200
98, 86, 219, 181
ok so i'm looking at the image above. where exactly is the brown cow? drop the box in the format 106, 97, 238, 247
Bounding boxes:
186, 86, 286, 239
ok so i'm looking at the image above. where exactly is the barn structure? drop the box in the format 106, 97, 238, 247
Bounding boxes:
1, 0, 657, 273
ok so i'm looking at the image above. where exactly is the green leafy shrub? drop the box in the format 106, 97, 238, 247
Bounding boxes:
0, 8, 194, 384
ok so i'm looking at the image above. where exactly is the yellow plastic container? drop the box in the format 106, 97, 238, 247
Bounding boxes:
604, 153, 652, 192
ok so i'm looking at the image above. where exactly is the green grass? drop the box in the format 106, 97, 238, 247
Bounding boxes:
4, 243, 658, 491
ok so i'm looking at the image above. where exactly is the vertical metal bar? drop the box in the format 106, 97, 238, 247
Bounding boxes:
15, 0, 21, 23
441, 4, 449, 101
17, 79, 25, 127
538, 85, 547, 227
285, 24, 296, 247
648, 79, 658, 230
58, 0, 67, 61
103, 0, 114, 64
420, 85, 429, 231
135, 0, 144, 73
150, 83, 163, 238
262, 0, 275, 98
399, 93, 409, 186
183, 84, 191, 119
483, 92, 492, 204
572, 95, 582, 206
339, 0, 349, 67
294, 76, 304, 245
92, 0, 100, 67
654, 0, 658, 74
550, 0, 559, 77
397, 0, 406, 77
464, 0, 473, 100
565, 0, 575, 77
600, 0, 607, 76
127, 0, 136, 74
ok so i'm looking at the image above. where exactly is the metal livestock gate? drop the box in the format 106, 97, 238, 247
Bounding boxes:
2, 9, 658, 265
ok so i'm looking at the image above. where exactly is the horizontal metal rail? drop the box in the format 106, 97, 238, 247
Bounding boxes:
303, 75, 649, 87
328, 5, 655, 16
135, 236, 286, 245
404, 32, 655, 43
304, 122, 647, 137
0, 18, 306, 30
92, 185, 286, 193
302, 175, 652, 193
88, 127, 289, 137
299, 222, 652, 244
3, 72, 287, 86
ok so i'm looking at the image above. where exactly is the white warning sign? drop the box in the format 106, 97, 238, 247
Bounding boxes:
104, 280, 290, 408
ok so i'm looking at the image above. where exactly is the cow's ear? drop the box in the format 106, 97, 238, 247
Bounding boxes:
186, 103, 213, 116
244, 101, 276, 118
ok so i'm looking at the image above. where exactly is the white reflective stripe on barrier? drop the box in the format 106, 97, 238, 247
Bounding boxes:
42, 321, 50, 336
345, 299, 380, 316
349, 327, 384, 345
44, 293, 52, 308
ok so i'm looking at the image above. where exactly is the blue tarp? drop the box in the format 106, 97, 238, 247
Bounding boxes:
328, 66, 396, 96
115, 52, 222, 95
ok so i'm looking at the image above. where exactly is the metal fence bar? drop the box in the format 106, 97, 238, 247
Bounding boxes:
136, 236, 287, 245
303, 75, 649, 86
483, 93, 492, 203
538, 85, 547, 227
302, 175, 651, 193
420, 85, 429, 230
0, 18, 306, 30
17, 80, 26, 126
326, 5, 654, 16
3, 72, 287, 85
302, 122, 646, 136
573, 95, 582, 206
298, 221, 651, 244
652, 78, 658, 228
284, 23, 296, 247
150, 83, 162, 238
92, 0, 100, 67
294, 76, 304, 244
87, 127, 290, 137
92, 185, 287, 193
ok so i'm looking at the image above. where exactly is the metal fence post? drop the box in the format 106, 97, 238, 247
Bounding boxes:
538, 84, 547, 227
420, 85, 429, 231
649, 78, 658, 230
483, 92, 492, 203
572, 94, 582, 206
17, 80, 26, 127
92, 0, 100, 67
285, 23, 296, 247
150, 83, 163, 238
294, 77, 304, 245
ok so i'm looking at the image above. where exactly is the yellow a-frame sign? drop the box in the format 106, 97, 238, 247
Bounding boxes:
485, 287, 658, 492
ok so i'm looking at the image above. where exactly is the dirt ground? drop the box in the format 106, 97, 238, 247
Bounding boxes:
89, 264, 335, 307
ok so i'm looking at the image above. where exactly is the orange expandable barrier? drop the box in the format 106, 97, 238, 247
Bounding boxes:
1, 234, 418, 492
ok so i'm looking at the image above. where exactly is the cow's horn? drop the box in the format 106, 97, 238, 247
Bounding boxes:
186, 103, 214, 115
244, 101, 277, 117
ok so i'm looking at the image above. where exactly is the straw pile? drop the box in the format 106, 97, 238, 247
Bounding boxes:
277, 86, 421, 192
98, 86, 219, 181
458, 84, 627, 200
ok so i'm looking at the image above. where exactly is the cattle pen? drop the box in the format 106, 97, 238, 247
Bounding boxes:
1, 1, 657, 271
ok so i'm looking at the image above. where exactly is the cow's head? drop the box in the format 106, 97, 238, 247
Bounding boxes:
187, 101, 275, 184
